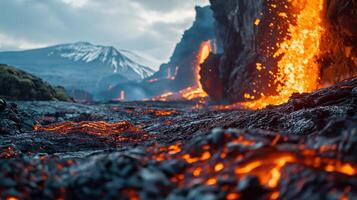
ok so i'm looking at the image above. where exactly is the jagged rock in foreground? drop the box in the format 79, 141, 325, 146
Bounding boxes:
0, 78, 356, 199
0, 64, 72, 102
0, 98, 36, 135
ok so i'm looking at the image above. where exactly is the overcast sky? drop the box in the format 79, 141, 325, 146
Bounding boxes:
0, 0, 209, 66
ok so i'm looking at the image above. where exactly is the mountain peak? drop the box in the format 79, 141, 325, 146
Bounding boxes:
73, 41, 92, 45
51, 42, 154, 77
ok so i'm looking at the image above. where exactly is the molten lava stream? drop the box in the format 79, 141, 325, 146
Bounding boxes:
181, 41, 211, 100
241, 0, 325, 109
153, 41, 211, 102
34, 121, 140, 136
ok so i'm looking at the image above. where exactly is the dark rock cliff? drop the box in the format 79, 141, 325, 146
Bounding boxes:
144, 6, 217, 95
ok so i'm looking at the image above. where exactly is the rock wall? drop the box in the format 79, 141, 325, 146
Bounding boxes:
319, 0, 357, 86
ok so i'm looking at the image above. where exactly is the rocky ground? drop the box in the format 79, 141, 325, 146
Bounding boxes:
0, 78, 356, 200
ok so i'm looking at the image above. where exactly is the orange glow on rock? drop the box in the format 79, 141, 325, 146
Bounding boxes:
168, 144, 182, 155
182, 154, 200, 164
193, 167, 202, 177
235, 161, 263, 174
200, 151, 211, 161
214, 163, 224, 172
235, 154, 297, 188
206, 177, 217, 185
6, 197, 19, 200
142, 130, 357, 198
270, 192, 280, 200
226, 193, 241, 200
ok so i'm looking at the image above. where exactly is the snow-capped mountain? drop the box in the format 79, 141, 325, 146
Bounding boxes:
0, 42, 156, 98
52, 42, 154, 79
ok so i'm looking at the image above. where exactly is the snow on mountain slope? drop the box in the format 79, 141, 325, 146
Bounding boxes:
52, 42, 155, 79
119, 49, 162, 71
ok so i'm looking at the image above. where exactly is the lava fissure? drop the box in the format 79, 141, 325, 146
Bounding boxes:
34, 121, 142, 138
242, 0, 325, 109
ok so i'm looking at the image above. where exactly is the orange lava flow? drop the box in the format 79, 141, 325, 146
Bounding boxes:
243, 0, 325, 109
234, 153, 297, 188
34, 121, 139, 136
234, 151, 357, 189
143, 109, 177, 116
153, 41, 211, 101
180, 41, 211, 100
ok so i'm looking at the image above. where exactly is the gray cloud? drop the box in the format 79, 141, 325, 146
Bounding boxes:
0, 0, 209, 63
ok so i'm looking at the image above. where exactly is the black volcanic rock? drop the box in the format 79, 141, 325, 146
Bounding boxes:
200, 53, 223, 102
319, 0, 357, 85
0, 98, 6, 111
0, 64, 72, 101
0, 98, 35, 135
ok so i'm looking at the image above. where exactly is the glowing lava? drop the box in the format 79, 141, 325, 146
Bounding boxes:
153, 41, 211, 101
34, 121, 139, 136
243, 0, 325, 109
181, 41, 211, 100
